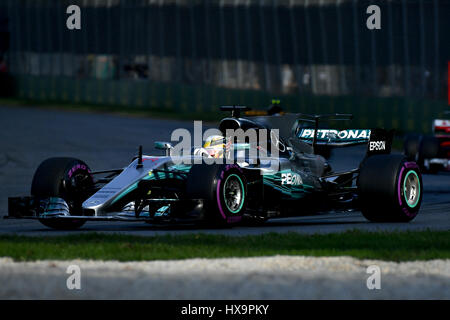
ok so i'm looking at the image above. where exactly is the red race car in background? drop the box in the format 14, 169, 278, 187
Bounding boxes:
404, 112, 450, 173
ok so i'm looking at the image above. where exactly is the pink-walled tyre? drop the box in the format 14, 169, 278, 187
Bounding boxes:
187, 162, 247, 226
31, 157, 94, 230
358, 154, 422, 222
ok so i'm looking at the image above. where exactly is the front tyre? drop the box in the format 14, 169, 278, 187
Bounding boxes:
31, 157, 94, 230
186, 163, 247, 226
358, 154, 422, 222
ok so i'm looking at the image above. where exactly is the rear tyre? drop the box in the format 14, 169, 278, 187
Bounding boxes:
31, 157, 94, 230
186, 162, 247, 226
358, 154, 422, 222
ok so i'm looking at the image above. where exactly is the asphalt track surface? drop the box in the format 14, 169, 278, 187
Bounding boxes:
0, 105, 449, 236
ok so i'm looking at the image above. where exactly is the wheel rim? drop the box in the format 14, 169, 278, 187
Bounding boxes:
223, 174, 244, 213
403, 170, 420, 208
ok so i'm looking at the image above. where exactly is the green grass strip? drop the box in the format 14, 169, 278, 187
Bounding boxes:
0, 230, 448, 262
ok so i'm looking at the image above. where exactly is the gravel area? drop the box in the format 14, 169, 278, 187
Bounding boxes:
0, 256, 449, 299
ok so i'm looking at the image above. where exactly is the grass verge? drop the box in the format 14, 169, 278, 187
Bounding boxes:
0, 230, 449, 262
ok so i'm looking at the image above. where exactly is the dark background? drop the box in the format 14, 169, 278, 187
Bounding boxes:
0, 0, 449, 132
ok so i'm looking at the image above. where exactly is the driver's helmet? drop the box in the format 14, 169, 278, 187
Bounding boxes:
203, 135, 228, 158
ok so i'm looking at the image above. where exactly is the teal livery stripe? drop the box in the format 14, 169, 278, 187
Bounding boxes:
263, 170, 313, 199
111, 164, 192, 205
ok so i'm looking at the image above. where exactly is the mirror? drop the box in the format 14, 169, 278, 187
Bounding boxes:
154, 141, 173, 156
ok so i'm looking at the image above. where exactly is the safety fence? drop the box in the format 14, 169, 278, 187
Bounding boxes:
0, 0, 449, 133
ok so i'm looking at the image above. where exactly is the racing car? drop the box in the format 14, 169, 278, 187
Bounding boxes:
404, 111, 450, 173
7, 106, 423, 229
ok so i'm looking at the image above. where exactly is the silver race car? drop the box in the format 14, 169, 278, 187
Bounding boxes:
7, 106, 423, 229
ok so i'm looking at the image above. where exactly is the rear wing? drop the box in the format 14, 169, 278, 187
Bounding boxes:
295, 113, 393, 156
433, 119, 450, 135
298, 128, 371, 146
